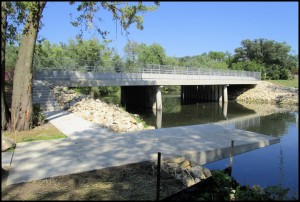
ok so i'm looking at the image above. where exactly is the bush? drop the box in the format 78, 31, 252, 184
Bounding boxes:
198, 170, 291, 201
32, 104, 47, 127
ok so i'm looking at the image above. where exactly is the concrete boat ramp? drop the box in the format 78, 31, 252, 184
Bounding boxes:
5, 110, 279, 185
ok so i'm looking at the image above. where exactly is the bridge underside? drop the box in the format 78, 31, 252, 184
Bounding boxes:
119, 84, 230, 110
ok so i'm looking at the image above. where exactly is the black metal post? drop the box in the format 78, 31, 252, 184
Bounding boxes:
229, 140, 234, 176
157, 152, 161, 201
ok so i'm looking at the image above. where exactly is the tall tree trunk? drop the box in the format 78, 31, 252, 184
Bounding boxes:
1, 2, 10, 131
11, 2, 46, 131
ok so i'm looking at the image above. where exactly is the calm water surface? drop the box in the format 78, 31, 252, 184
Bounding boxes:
106, 95, 299, 199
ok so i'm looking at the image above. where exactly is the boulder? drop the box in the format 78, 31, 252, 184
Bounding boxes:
172, 156, 185, 164
180, 160, 190, 169
2, 137, 16, 152
183, 177, 196, 187
190, 166, 203, 178
202, 167, 212, 178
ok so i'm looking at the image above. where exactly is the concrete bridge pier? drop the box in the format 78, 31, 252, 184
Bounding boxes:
121, 86, 162, 110
223, 102, 228, 119
223, 85, 228, 103
153, 108, 162, 129
181, 85, 228, 104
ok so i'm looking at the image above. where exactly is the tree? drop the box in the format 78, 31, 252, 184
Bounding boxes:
1, 2, 10, 130
124, 40, 139, 68
8, 1, 159, 131
231, 61, 267, 80
232, 38, 294, 80
70, 2, 159, 40
1, 1, 27, 131
11, 2, 46, 131
112, 53, 123, 72
137, 43, 167, 65
208, 51, 226, 62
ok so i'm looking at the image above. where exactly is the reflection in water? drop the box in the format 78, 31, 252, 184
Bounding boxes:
126, 96, 256, 129
102, 94, 298, 199
124, 95, 298, 200
219, 115, 261, 131
223, 101, 228, 118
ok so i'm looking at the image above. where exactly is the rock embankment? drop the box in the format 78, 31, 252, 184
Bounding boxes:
236, 81, 298, 105
153, 156, 212, 187
50, 86, 155, 133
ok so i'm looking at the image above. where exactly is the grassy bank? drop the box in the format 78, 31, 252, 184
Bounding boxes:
267, 78, 298, 88
2, 122, 67, 143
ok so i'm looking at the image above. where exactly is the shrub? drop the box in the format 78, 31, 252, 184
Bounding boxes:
32, 104, 48, 127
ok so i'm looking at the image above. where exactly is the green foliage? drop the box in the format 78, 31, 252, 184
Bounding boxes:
232, 38, 298, 80
3, 1, 28, 44
134, 115, 149, 127
137, 43, 167, 65
196, 170, 291, 201
165, 56, 180, 66
5, 43, 19, 70
71, 86, 120, 98
161, 86, 180, 95
235, 185, 271, 201
174, 53, 230, 69
70, 2, 159, 40
112, 53, 124, 72
34, 38, 113, 69
264, 186, 290, 201
124, 40, 139, 67
32, 104, 47, 127
98, 86, 119, 96
208, 51, 226, 61
89, 87, 100, 97
231, 60, 267, 80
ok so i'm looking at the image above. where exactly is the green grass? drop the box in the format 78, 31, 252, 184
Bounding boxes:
2, 122, 67, 143
267, 78, 299, 88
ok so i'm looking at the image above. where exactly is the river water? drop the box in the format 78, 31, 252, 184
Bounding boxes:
104, 94, 299, 199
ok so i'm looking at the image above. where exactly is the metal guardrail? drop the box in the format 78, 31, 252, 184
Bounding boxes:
34, 58, 261, 80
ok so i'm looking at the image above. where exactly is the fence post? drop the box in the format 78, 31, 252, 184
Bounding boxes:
157, 152, 161, 201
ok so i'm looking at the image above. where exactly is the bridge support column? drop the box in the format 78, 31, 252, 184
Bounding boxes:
155, 86, 163, 110
153, 107, 162, 129
223, 85, 228, 103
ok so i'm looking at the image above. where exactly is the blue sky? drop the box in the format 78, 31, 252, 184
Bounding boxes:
39, 1, 299, 57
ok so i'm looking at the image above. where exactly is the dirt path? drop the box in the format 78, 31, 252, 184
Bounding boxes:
1, 161, 185, 200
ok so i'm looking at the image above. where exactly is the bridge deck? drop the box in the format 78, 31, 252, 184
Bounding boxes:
6, 110, 278, 185
34, 71, 260, 86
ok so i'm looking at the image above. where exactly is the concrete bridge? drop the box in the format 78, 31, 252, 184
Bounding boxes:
33, 64, 261, 110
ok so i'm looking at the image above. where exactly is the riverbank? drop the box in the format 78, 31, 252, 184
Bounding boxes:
236, 81, 298, 106
50, 81, 298, 133
50, 86, 155, 133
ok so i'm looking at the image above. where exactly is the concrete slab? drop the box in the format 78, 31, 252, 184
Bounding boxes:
6, 109, 279, 185
44, 109, 114, 139
2, 151, 14, 168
